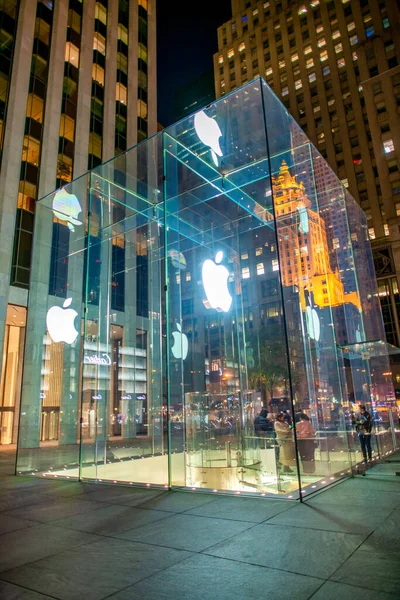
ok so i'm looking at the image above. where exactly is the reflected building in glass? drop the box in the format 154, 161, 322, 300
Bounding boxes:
16, 78, 398, 499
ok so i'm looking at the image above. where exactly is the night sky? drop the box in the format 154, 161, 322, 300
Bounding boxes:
156, 0, 232, 127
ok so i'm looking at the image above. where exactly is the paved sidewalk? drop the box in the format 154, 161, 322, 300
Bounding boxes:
0, 448, 399, 599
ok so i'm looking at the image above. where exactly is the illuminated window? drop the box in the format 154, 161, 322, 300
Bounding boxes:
138, 44, 147, 62
298, 5, 307, 15
341, 178, 349, 188
295, 79, 302, 90
266, 67, 273, 76
310, 0, 319, 6
335, 43, 343, 54
337, 57, 346, 68
186, 272, 191, 282
316, 25, 323, 34
137, 99, 147, 118
65, 41, 79, 64
92, 64, 104, 86
93, 32, 106, 55
352, 51, 358, 61
218, 55, 223, 64
241, 251, 248, 260
291, 53, 299, 62
306, 58, 314, 69
308, 72, 316, 83
69, 10, 81, 34
117, 52, 128, 74
332, 30, 340, 40
279, 59, 285, 69
317, 37, 326, 48
242, 266, 250, 279
323, 65, 330, 75
395, 203, 400, 217
383, 17, 389, 29
383, 139, 395, 154
238, 42, 245, 52
384, 224, 390, 236
320, 50, 328, 62
89, 132, 102, 158
347, 21, 355, 32
366, 26, 374, 38
26, 94, 44, 123
95, 3, 107, 25
116, 82, 127, 104
228, 49, 234, 58
368, 227, 376, 240
282, 86, 289, 96
59, 115, 75, 142
255, 247, 263, 256
22, 136, 40, 165
257, 263, 265, 275
138, 0, 148, 8
272, 259, 279, 271
304, 45, 312, 55
118, 24, 128, 45
350, 35, 358, 45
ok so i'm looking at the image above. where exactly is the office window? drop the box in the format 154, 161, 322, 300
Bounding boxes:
335, 43, 343, 54
308, 72, 316, 83
282, 86, 289, 96
256, 263, 265, 275
320, 50, 328, 61
306, 58, 314, 69
238, 42, 245, 52
368, 227, 376, 240
266, 67, 273, 76
255, 247, 263, 256
242, 266, 250, 279
65, 42, 79, 65
350, 34, 358, 45
291, 53, 299, 62
347, 21, 355, 31
304, 45, 312, 55
295, 79, 302, 90
228, 49, 234, 58
318, 38, 326, 48
332, 30, 340, 39
366, 26, 374, 37
383, 139, 394, 154
272, 259, 279, 271
323, 65, 330, 76
279, 59, 285, 69
337, 57, 346, 68
93, 32, 106, 55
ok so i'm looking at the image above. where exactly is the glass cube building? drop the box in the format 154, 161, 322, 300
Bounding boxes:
16, 78, 398, 499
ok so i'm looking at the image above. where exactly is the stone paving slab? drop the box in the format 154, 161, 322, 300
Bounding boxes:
0, 450, 398, 599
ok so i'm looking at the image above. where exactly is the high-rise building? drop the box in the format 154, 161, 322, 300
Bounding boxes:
0, 0, 156, 445
213, 1, 400, 350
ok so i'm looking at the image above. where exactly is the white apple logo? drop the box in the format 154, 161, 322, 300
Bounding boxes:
202, 251, 232, 312
297, 202, 309, 234
52, 189, 82, 231
46, 298, 79, 344
171, 323, 188, 360
194, 110, 223, 166
305, 294, 320, 342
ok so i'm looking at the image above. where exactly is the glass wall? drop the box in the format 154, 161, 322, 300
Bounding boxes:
16, 78, 397, 498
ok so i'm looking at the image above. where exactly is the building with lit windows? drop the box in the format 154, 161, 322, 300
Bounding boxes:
213, 0, 400, 387
0, 0, 156, 445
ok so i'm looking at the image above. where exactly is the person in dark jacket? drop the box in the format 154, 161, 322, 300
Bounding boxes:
355, 404, 373, 462
254, 409, 273, 433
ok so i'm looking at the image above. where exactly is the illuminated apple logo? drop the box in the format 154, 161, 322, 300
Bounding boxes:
297, 202, 309, 234
202, 251, 232, 312
46, 298, 79, 344
171, 323, 188, 360
52, 189, 82, 232
305, 294, 320, 342
194, 110, 223, 166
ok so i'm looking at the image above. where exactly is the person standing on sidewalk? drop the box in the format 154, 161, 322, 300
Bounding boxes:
355, 404, 373, 462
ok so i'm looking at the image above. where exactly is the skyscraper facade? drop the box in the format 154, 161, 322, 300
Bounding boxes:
0, 0, 156, 444
213, 0, 400, 352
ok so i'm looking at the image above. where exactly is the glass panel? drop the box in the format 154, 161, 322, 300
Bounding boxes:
16, 77, 397, 497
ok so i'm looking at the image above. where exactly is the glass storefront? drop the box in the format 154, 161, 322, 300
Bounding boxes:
0, 304, 26, 445
16, 78, 398, 498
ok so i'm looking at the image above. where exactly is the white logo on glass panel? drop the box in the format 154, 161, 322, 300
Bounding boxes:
52, 189, 82, 231
202, 251, 232, 313
46, 298, 79, 344
194, 110, 223, 166
171, 323, 188, 360
305, 295, 320, 342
